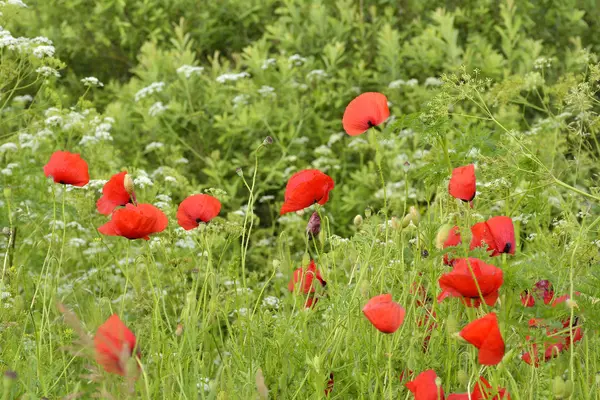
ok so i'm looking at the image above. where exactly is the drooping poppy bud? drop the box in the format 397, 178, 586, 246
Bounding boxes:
405, 369, 445, 400
176, 194, 221, 230
342, 92, 390, 136
306, 211, 321, 238
362, 294, 406, 334
280, 169, 334, 215
470, 216, 515, 256
459, 313, 505, 366
43, 150, 89, 187
98, 203, 168, 240
402, 206, 421, 228
448, 165, 476, 202
438, 258, 503, 307
96, 171, 132, 215
94, 314, 139, 376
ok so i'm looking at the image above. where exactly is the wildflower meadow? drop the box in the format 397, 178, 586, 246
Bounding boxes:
2, 0, 600, 399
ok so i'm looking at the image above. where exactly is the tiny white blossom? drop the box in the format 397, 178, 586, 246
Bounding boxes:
216, 72, 250, 83
176, 65, 204, 78
32, 45, 55, 58
307, 69, 327, 80
35, 66, 60, 77
45, 115, 63, 127
148, 101, 167, 117
13, 94, 32, 103
0, 143, 17, 152
288, 54, 306, 66
424, 77, 444, 86
135, 82, 165, 102
134, 175, 153, 188
388, 79, 405, 88
258, 85, 275, 97
69, 238, 87, 248
261, 58, 276, 70
6, 0, 28, 7
145, 142, 164, 152
81, 77, 103, 87
232, 94, 249, 108
174, 157, 189, 164
262, 296, 280, 309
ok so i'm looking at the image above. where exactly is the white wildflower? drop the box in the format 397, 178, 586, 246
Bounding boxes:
0, 143, 17, 152
6, 0, 27, 7
13, 94, 32, 103
35, 66, 60, 77
45, 115, 62, 126
197, 378, 210, 392
69, 238, 87, 248
174, 157, 189, 164
32, 45, 55, 58
307, 69, 327, 80
81, 77, 103, 87
134, 82, 165, 102
134, 175, 153, 188
176, 65, 204, 78
148, 101, 167, 117
261, 58, 276, 69
405, 78, 418, 87
164, 176, 177, 183
259, 195, 274, 203
232, 94, 249, 108
258, 85, 275, 97
1, 168, 11, 176
388, 79, 405, 88
145, 142, 164, 152
216, 72, 250, 83
288, 54, 306, 66
262, 296, 280, 309
424, 77, 443, 86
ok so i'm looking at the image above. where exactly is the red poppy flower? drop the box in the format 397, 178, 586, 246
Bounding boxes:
438, 258, 503, 307
448, 165, 476, 202
43, 150, 89, 186
521, 341, 564, 367
442, 226, 462, 265
342, 92, 390, 136
447, 377, 510, 400
459, 313, 505, 366
94, 314, 139, 376
288, 260, 326, 308
405, 369, 445, 400
96, 172, 131, 215
280, 169, 334, 215
98, 203, 168, 240
176, 194, 221, 230
362, 294, 406, 334
470, 216, 515, 256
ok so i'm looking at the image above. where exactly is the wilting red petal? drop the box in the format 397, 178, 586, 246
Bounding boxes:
438, 258, 503, 307
288, 260, 326, 294
460, 313, 505, 366
280, 169, 334, 215
94, 314, 137, 376
448, 165, 476, 202
520, 291, 535, 307
362, 294, 406, 334
43, 150, 89, 186
176, 194, 221, 230
99, 203, 168, 240
342, 92, 390, 136
405, 369, 445, 400
96, 172, 131, 215
470, 217, 515, 256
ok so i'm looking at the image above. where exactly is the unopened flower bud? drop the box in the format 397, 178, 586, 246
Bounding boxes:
235, 167, 243, 177
306, 211, 321, 238
457, 370, 469, 386
353, 215, 363, 227
402, 206, 420, 228
434, 377, 442, 388
552, 376, 566, 398
364, 208, 372, 218
565, 299, 578, 310
123, 173, 135, 195
391, 217, 401, 230
403, 161, 410, 173
263, 136, 273, 145
435, 224, 454, 250
175, 324, 184, 336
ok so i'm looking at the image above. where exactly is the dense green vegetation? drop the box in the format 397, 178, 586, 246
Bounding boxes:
1, 0, 599, 398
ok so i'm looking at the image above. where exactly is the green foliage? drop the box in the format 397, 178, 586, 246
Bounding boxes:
1, 0, 600, 398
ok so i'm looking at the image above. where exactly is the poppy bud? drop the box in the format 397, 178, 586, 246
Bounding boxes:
123, 173, 135, 196
457, 370, 469, 386
306, 212, 321, 238
364, 208, 372, 218
263, 136, 273, 145
353, 215, 363, 227
402, 206, 420, 228
565, 299, 578, 309
236, 167, 243, 177
434, 376, 442, 389
435, 224, 454, 250
403, 161, 410, 173
175, 324, 184, 336
391, 217, 401, 230
552, 376, 566, 398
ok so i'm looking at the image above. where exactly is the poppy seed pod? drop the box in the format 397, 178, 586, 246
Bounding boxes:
306, 211, 321, 238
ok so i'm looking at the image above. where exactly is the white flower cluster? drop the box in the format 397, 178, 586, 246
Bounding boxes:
12, 94, 32, 103
135, 82, 165, 102
81, 77, 104, 87
148, 101, 167, 117
1, 162, 18, 176
261, 58, 276, 70
79, 116, 115, 146
257, 85, 275, 97
176, 64, 204, 79
388, 78, 418, 88
0, 26, 55, 59
35, 66, 60, 78
216, 72, 250, 83
288, 54, 306, 66
307, 69, 327, 81
145, 141, 164, 152
0, 0, 28, 7
424, 77, 444, 86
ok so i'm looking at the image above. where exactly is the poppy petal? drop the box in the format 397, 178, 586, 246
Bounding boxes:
342, 92, 390, 136
448, 165, 476, 202
460, 313, 505, 366
94, 314, 137, 376
362, 294, 406, 334
96, 172, 130, 215
176, 194, 221, 230
405, 369, 445, 400
280, 170, 334, 215
43, 151, 90, 186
